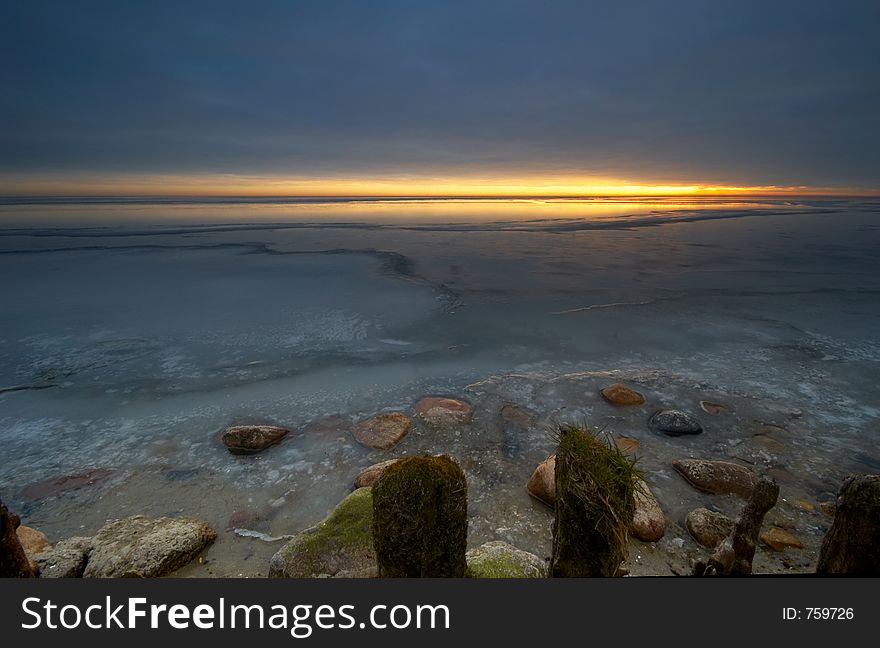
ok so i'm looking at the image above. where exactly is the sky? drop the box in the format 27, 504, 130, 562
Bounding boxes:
2, 0, 879, 196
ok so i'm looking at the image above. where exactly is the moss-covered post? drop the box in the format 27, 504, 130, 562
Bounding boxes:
372, 455, 468, 577
816, 474, 880, 575
549, 426, 638, 577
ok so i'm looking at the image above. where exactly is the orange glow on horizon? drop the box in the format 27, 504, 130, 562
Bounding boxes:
0, 172, 876, 197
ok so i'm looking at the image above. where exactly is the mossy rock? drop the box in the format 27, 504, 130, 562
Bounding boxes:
269, 487, 377, 578
373, 455, 468, 577
550, 425, 640, 577
466, 541, 546, 578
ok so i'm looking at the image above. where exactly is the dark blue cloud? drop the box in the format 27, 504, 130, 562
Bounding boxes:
2, 0, 878, 186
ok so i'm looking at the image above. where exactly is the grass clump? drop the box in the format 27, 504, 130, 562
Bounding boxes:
550, 425, 642, 577
372, 454, 468, 577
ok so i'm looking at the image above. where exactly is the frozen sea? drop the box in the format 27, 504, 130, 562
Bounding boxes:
1, 196, 879, 575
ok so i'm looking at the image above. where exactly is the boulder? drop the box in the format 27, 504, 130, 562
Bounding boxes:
269, 488, 377, 578
354, 459, 401, 488
466, 541, 546, 578
414, 397, 474, 427
373, 455, 468, 577
221, 425, 289, 454
650, 410, 703, 435
34, 537, 93, 578
631, 481, 666, 542
761, 527, 804, 551
352, 413, 412, 451
83, 515, 216, 578
673, 459, 757, 498
17, 525, 51, 573
600, 383, 645, 406
0, 500, 34, 577
527, 454, 556, 506
686, 508, 734, 548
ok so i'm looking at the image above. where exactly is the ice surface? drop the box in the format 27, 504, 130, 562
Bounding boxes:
0, 197, 878, 575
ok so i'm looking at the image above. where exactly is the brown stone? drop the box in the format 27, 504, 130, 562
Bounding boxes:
631, 480, 666, 542
761, 527, 804, 551
700, 401, 727, 416
615, 436, 640, 453
794, 499, 815, 512
752, 433, 785, 452
21, 468, 116, 501
819, 501, 836, 517
673, 459, 757, 498
414, 397, 474, 427
352, 412, 412, 451
686, 508, 735, 548
17, 526, 51, 572
527, 454, 556, 507
221, 425, 289, 454
767, 466, 795, 483
354, 459, 401, 488
600, 383, 645, 406
1, 500, 34, 577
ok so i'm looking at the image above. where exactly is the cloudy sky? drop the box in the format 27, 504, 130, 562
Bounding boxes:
2, 0, 879, 194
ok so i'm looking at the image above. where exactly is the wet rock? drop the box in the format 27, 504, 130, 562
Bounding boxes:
819, 501, 836, 517
269, 488, 377, 578
21, 468, 116, 500
631, 481, 666, 542
686, 508, 734, 548
352, 412, 412, 451
761, 527, 804, 551
304, 414, 353, 435
83, 515, 216, 578
34, 537, 93, 578
1, 500, 34, 577
373, 455, 468, 577
17, 526, 51, 572
466, 541, 546, 578
414, 396, 474, 427
649, 409, 703, 435
354, 459, 401, 488
226, 510, 264, 531
794, 499, 815, 512
527, 454, 556, 507
673, 459, 757, 498
752, 434, 785, 452
600, 383, 645, 406
700, 401, 726, 416
221, 425, 289, 454
767, 466, 795, 483
499, 404, 535, 459
615, 436, 640, 454
816, 474, 880, 575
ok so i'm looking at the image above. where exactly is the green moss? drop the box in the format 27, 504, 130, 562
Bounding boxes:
271, 487, 376, 577
372, 455, 468, 577
466, 542, 546, 578
550, 425, 642, 577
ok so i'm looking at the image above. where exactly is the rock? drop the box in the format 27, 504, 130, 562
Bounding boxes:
221, 425, 289, 454
761, 527, 804, 551
17, 526, 51, 572
631, 481, 666, 542
550, 426, 637, 577
752, 434, 785, 452
466, 541, 546, 578
767, 466, 795, 483
686, 508, 735, 548
83, 515, 216, 578
1, 500, 34, 577
499, 404, 534, 460
650, 410, 702, 435
527, 454, 556, 507
673, 459, 757, 498
794, 499, 815, 512
269, 488, 377, 578
816, 474, 880, 574
351, 412, 412, 451
600, 383, 645, 406
414, 397, 474, 427
21, 468, 116, 500
373, 455, 468, 577
354, 459, 401, 488
304, 414, 353, 435
34, 537, 93, 578
700, 401, 726, 416
819, 501, 836, 517
615, 436, 640, 453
